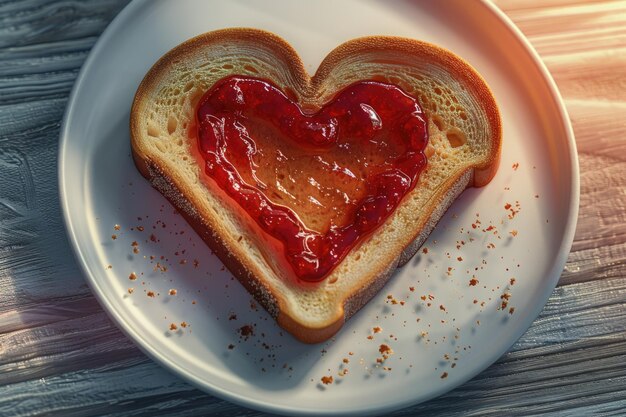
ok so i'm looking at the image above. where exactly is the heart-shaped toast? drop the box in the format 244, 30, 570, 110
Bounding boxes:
130, 28, 501, 343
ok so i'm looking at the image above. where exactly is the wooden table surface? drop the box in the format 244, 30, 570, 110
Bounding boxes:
1, 0, 625, 415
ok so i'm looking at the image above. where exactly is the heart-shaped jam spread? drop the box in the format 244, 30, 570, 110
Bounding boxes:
197, 76, 428, 282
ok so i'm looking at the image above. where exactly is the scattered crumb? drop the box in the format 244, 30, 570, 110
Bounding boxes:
169, 323, 178, 331
127, 288, 134, 294
128, 272, 137, 281
147, 291, 155, 298
238, 325, 254, 338
168, 289, 177, 296
114, 224, 121, 231
111, 234, 117, 240
441, 372, 448, 379
379, 344, 393, 355
321, 376, 333, 385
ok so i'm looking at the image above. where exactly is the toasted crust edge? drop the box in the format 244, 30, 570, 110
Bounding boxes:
130, 28, 502, 344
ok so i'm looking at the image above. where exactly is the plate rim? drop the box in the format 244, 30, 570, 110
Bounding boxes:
58, 0, 580, 415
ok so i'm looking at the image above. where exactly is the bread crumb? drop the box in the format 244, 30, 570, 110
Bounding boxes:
169, 323, 178, 331
127, 288, 134, 294
321, 375, 333, 385
373, 326, 382, 334
379, 344, 393, 355
129, 272, 137, 281
441, 372, 448, 379
147, 291, 155, 298
111, 234, 117, 240
238, 325, 254, 338
169, 289, 177, 296
114, 224, 121, 231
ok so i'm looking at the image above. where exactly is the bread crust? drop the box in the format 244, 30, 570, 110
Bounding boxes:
130, 28, 501, 344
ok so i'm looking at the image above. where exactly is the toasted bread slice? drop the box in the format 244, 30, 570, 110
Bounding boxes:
130, 28, 501, 343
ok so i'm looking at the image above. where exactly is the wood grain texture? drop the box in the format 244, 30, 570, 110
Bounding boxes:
0, 0, 624, 415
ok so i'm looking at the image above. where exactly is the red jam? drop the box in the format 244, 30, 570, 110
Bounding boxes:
197, 76, 428, 282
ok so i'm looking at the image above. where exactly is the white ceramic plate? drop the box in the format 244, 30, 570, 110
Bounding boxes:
59, 0, 578, 415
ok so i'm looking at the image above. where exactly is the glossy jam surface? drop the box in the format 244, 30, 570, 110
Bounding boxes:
197, 76, 428, 282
